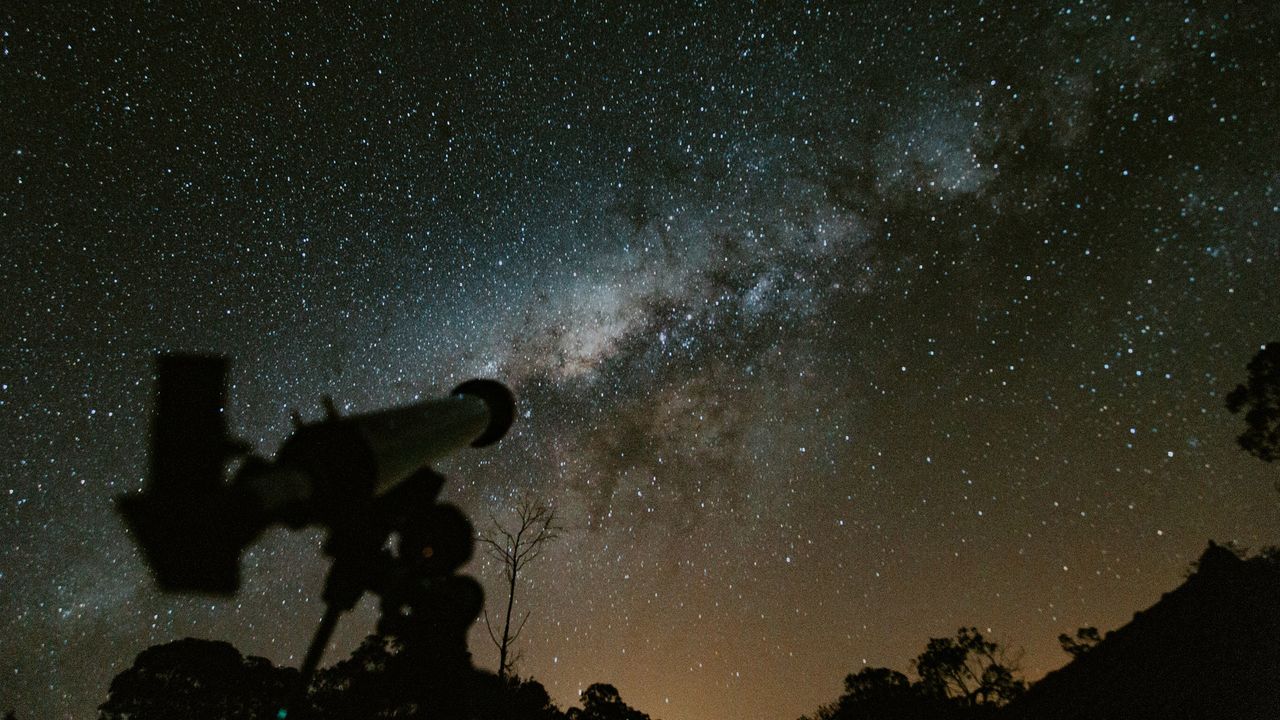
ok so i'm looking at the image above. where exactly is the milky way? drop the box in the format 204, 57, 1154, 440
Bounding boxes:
2, 4, 1279, 719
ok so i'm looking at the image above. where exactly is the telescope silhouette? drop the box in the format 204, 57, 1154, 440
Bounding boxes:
118, 354, 517, 710
118, 353, 514, 595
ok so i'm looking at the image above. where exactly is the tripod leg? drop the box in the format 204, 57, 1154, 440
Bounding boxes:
300, 603, 343, 686
277, 603, 343, 718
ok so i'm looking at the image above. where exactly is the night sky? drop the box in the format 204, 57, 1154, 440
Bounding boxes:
2, 3, 1279, 719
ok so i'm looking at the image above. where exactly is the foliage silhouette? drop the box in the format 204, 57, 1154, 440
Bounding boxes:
497, 676, 567, 720
1226, 341, 1280, 463
305, 632, 569, 719
98, 638, 298, 720
100, 541, 1280, 720
1056, 627, 1101, 658
99, 634, 570, 720
307, 634, 407, 719
566, 683, 652, 720
913, 627, 1025, 708
800, 628, 1024, 720
800, 667, 939, 720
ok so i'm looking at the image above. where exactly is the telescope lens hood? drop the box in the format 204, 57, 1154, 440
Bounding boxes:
450, 379, 516, 447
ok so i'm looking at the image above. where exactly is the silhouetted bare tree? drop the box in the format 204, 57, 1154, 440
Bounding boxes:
479, 497, 562, 678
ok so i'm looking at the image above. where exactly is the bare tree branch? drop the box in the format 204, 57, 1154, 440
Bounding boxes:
479, 495, 564, 679
482, 607, 501, 647
509, 609, 532, 644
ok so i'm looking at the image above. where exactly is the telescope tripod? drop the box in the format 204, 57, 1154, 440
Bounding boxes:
284, 468, 483, 718
115, 355, 515, 718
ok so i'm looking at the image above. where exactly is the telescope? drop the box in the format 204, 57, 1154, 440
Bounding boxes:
118, 354, 516, 710
120, 353, 514, 594
118, 353, 514, 595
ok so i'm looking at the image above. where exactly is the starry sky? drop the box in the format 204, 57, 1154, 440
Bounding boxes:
2, 3, 1279, 719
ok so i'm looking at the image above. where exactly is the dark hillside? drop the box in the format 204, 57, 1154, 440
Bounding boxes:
1005, 543, 1280, 720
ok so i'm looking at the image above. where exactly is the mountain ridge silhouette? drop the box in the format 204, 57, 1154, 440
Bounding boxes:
1004, 541, 1280, 719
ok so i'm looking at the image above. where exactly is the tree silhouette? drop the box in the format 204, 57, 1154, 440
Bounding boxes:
567, 683, 651, 720
1056, 626, 1101, 658
101, 634, 570, 720
98, 638, 297, 720
1226, 342, 1280, 463
801, 667, 936, 720
493, 676, 568, 720
801, 628, 1026, 720
912, 628, 1024, 709
479, 496, 562, 678
306, 632, 568, 720
308, 634, 409, 719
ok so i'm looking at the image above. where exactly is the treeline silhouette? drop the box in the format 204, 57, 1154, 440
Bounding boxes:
92, 632, 649, 720
799, 626, 1025, 720
804, 543, 1280, 720
6, 345, 1275, 720
10, 541, 1251, 720
90, 627, 1026, 720
0, 541, 1274, 719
